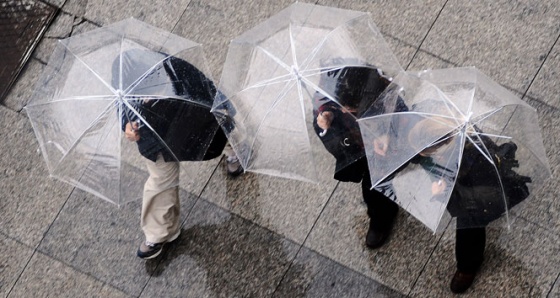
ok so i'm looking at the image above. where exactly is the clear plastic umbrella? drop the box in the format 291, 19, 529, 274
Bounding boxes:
212, 2, 402, 183
358, 67, 551, 233
25, 18, 224, 206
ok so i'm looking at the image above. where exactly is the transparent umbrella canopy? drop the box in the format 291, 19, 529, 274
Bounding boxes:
358, 67, 551, 233
212, 2, 403, 183
25, 18, 221, 206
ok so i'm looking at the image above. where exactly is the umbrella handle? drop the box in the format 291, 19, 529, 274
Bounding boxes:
134, 119, 142, 130
319, 129, 327, 137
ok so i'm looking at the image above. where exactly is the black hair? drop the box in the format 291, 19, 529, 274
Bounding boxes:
330, 66, 390, 110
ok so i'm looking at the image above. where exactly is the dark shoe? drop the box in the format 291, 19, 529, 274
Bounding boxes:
137, 230, 181, 259
137, 241, 164, 259
226, 156, 244, 177
450, 270, 476, 294
365, 222, 393, 249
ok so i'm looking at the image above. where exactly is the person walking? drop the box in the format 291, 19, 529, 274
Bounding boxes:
118, 49, 242, 259
313, 65, 400, 249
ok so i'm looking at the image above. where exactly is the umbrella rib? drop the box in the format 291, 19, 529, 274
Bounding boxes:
297, 17, 362, 72
359, 111, 460, 123
123, 54, 174, 95
468, 107, 515, 140
300, 75, 358, 120
476, 132, 512, 140
470, 105, 505, 127
294, 73, 317, 178
255, 45, 293, 73
25, 95, 115, 107
433, 85, 466, 121
55, 100, 117, 165
126, 94, 212, 109
242, 73, 296, 91
288, 24, 299, 70
465, 133, 494, 164
239, 45, 295, 93
246, 79, 299, 163
60, 42, 118, 95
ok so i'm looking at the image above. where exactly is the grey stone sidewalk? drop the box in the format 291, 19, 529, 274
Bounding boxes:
2, 0, 560, 297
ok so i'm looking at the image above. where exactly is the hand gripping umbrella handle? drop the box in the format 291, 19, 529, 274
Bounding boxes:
317, 110, 329, 137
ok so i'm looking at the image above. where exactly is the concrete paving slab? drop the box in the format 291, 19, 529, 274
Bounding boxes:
172, 0, 295, 79
0, 106, 73, 247
4, 14, 95, 112
140, 199, 300, 298
527, 41, 560, 110
550, 278, 560, 297
406, 49, 457, 72
36, 187, 196, 296
203, 159, 337, 244
317, 0, 446, 50
420, 0, 560, 94
383, 37, 418, 71
510, 101, 560, 235
42, 0, 65, 8
0, 234, 35, 297
409, 217, 560, 297
304, 181, 439, 294
274, 246, 406, 298
407, 45, 529, 100
67, 17, 99, 35
61, 0, 88, 17
9, 251, 130, 297
2, 59, 45, 112
180, 158, 222, 199
61, 0, 191, 31
31, 12, 75, 63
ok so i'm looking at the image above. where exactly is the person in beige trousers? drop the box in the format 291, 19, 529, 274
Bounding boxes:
118, 50, 242, 259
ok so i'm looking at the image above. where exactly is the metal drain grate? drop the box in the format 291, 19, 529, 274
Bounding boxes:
0, 0, 57, 102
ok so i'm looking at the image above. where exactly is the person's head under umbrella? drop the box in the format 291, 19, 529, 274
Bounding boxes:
407, 116, 460, 196
318, 65, 391, 114
313, 65, 392, 173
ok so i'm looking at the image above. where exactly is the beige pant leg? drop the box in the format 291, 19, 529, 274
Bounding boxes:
141, 153, 180, 243
223, 142, 236, 158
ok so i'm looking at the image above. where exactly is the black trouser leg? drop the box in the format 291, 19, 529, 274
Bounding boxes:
455, 225, 486, 273
362, 171, 398, 230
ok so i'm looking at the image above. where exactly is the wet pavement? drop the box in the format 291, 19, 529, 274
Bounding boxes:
1, 0, 560, 297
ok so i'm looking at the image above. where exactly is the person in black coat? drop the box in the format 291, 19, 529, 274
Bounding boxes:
312, 65, 401, 249
407, 117, 530, 293
116, 49, 235, 259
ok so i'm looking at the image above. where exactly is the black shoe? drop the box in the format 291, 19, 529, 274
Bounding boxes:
365, 221, 393, 249
137, 230, 181, 259
137, 241, 164, 259
226, 156, 244, 177
450, 270, 476, 294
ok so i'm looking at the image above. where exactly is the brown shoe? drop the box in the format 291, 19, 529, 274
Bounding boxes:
450, 270, 476, 294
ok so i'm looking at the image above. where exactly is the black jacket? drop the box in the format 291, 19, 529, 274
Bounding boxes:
116, 51, 226, 162
312, 66, 391, 183
413, 136, 531, 225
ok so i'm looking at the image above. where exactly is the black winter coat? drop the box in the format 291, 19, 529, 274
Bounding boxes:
413, 136, 530, 226
117, 52, 227, 162
312, 66, 392, 183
